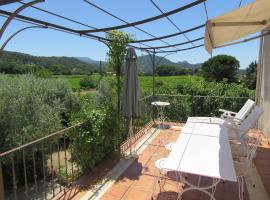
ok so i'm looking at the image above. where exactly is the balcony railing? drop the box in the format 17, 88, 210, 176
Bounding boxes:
0, 94, 252, 200
0, 123, 82, 200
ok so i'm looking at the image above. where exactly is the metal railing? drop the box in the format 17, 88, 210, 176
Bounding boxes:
0, 123, 82, 200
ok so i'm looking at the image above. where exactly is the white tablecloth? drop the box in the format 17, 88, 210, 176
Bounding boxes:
164, 120, 237, 182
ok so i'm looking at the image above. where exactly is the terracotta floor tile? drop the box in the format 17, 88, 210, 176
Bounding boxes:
100, 127, 269, 200
124, 188, 151, 200
100, 194, 120, 200
106, 184, 130, 199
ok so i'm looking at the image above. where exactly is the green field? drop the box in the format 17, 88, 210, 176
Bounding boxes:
139, 75, 203, 94
58, 74, 203, 95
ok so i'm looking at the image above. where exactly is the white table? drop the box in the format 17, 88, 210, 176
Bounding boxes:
186, 117, 225, 124
163, 121, 237, 199
151, 101, 170, 129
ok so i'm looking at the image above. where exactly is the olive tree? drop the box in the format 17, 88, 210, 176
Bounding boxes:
0, 74, 79, 188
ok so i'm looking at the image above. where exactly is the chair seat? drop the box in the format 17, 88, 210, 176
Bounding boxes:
155, 158, 168, 170
230, 143, 247, 158
234, 161, 248, 177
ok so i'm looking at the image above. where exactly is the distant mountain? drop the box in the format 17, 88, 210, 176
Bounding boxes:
136, 55, 201, 74
0, 51, 201, 75
76, 55, 201, 74
76, 57, 107, 71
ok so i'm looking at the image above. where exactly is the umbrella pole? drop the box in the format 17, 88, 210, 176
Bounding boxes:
129, 117, 133, 156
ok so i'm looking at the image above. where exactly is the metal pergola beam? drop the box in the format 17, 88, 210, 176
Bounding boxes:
0, 0, 44, 40
0, 9, 110, 42
0, 25, 47, 53
0, 10, 206, 53
79, 0, 206, 33
129, 24, 205, 43
0, 0, 20, 6
139, 37, 204, 50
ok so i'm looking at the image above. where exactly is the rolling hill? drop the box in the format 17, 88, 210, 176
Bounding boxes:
0, 51, 99, 75
76, 55, 201, 74
0, 51, 201, 75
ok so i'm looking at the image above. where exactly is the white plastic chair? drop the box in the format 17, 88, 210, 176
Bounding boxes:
226, 106, 263, 142
187, 99, 255, 127
219, 99, 255, 125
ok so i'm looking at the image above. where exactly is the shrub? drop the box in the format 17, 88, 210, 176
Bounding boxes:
79, 76, 95, 89
69, 107, 118, 171
69, 78, 120, 172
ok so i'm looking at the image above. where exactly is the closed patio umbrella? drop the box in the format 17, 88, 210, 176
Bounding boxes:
122, 47, 141, 156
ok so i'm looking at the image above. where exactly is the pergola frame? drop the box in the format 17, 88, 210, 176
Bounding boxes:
0, 0, 267, 97
1, 1, 270, 197
0, 0, 208, 98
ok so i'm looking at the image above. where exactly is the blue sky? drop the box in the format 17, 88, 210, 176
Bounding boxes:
0, 0, 259, 68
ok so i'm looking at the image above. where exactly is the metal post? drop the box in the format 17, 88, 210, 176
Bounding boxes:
0, 160, 4, 200
99, 60, 102, 74
152, 49, 156, 96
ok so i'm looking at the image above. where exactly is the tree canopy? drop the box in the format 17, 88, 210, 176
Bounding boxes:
244, 61, 257, 90
201, 55, 240, 83
0, 51, 99, 75
0, 75, 79, 152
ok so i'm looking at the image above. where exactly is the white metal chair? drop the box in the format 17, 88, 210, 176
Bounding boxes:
153, 157, 184, 200
165, 142, 175, 151
233, 132, 262, 200
152, 157, 168, 197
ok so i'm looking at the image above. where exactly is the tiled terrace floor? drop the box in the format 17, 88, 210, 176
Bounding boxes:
100, 125, 270, 200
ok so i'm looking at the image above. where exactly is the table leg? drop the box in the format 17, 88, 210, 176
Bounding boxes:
176, 173, 220, 200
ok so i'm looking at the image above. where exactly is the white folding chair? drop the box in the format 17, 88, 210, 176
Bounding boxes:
219, 99, 255, 125
226, 106, 263, 143
187, 99, 255, 127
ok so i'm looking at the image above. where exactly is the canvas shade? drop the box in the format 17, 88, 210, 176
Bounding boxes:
205, 0, 270, 54
121, 47, 141, 118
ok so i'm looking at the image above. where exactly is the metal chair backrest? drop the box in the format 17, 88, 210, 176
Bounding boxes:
235, 99, 255, 121
245, 132, 262, 169
239, 106, 263, 137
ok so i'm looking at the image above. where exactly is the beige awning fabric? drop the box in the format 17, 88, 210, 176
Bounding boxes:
205, 0, 270, 54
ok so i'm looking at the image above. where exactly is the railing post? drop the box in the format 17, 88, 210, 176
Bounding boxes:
152, 50, 156, 96
0, 160, 4, 200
